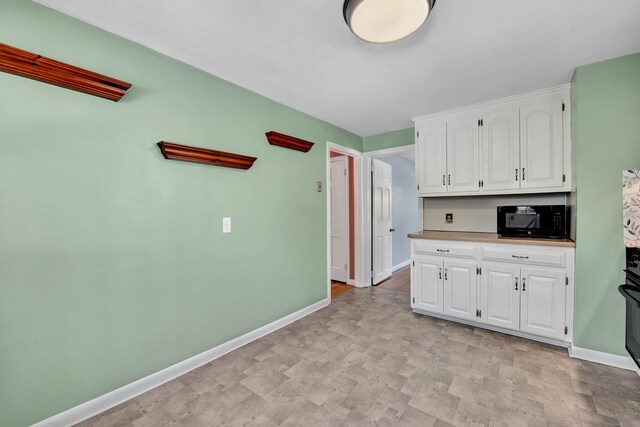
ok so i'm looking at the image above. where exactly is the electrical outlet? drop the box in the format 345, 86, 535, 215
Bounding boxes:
445, 213, 453, 224
223, 217, 231, 233
316, 181, 323, 192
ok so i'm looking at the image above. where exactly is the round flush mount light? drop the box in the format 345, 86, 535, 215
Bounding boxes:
343, 0, 436, 43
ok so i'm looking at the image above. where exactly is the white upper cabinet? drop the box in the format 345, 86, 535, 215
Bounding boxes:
520, 95, 564, 189
413, 86, 571, 197
481, 108, 520, 191
416, 121, 446, 195
447, 117, 480, 193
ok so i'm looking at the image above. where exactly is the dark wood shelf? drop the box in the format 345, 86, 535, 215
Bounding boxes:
265, 131, 315, 153
0, 43, 132, 101
157, 141, 257, 170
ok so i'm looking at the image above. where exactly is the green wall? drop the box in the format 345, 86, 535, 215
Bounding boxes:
572, 53, 640, 355
363, 127, 414, 152
0, 1, 361, 426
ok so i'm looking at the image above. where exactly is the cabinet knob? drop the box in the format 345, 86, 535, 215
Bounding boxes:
389, 228, 395, 232
515, 169, 519, 181
515, 277, 519, 291
522, 278, 527, 291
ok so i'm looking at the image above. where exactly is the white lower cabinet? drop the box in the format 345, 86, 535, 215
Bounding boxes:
412, 257, 478, 321
412, 256, 444, 313
520, 268, 566, 339
443, 259, 477, 321
411, 239, 573, 344
481, 263, 520, 331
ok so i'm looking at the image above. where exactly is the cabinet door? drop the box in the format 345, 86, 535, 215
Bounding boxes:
520, 268, 566, 339
520, 96, 564, 189
446, 117, 479, 193
416, 122, 447, 195
443, 259, 477, 321
481, 263, 520, 330
482, 108, 520, 191
412, 257, 443, 313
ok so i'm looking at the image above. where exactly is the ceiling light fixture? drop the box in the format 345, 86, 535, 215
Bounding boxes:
343, 0, 436, 43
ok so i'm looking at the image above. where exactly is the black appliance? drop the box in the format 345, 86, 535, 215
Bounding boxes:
497, 205, 569, 239
619, 247, 640, 370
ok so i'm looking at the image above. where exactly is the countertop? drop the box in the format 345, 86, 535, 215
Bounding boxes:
407, 230, 576, 248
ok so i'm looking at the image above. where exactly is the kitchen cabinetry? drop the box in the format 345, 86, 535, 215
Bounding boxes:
411, 237, 574, 345
414, 86, 570, 197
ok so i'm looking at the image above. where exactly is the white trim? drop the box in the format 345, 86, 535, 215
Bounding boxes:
412, 84, 570, 123
365, 144, 415, 158
346, 278, 356, 286
569, 345, 640, 374
392, 260, 411, 272
31, 298, 330, 427
413, 308, 570, 348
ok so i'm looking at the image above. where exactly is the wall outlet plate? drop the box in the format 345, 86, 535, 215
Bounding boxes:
316, 181, 323, 192
445, 213, 453, 224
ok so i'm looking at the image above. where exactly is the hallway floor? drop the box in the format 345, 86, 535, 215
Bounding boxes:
377, 265, 410, 294
77, 287, 640, 426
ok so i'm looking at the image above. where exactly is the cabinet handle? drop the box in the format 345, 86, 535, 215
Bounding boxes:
439, 268, 442, 280
522, 168, 526, 181
522, 278, 527, 291
512, 255, 529, 260
436, 249, 450, 253
515, 169, 518, 181
448, 174, 451, 186
515, 277, 519, 291
444, 268, 448, 281
442, 175, 446, 185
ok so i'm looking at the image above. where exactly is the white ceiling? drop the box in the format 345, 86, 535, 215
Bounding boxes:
35, 0, 640, 137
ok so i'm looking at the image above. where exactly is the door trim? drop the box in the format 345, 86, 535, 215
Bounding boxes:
326, 142, 365, 300
329, 155, 350, 282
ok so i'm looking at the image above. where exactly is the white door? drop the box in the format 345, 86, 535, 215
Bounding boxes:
416, 121, 447, 195
447, 117, 479, 193
330, 156, 349, 282
482, 108, 520, 191
372, 159, 392, 284
412, 256, 443, 313
520, 96, 564, 189
443, 259, 477, 321
520, 268, 566, 339
481, 263, 520, 330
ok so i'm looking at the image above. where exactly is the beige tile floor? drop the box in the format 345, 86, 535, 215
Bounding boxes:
78, 287, 640, 426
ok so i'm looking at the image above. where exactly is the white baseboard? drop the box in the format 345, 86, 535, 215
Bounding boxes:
346, 278, 356, 286
392, 260, 411, 272
569, 345, 640, 374
31, 298, 330, 427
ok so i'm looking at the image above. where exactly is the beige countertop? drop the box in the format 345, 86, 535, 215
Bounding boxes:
407, 230, 576, 248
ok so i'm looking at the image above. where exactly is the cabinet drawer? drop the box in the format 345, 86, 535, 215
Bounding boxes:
413, 241, 477, 259
481, 247, 565, 268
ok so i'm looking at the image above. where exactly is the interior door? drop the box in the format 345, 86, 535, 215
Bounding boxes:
416, 121, 447, 195
330, 156, 349, 282
520, 268, 566, 339
482, 108, 520, 191
447, 117, 480, 193
412, 256, 443, 313
520, 95, 564, 189
443, 259, 477, 321
481, 263, 520, 330
372, 159, 392, 284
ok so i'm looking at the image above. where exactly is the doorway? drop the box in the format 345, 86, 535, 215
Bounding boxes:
366, 145, 417, 289
326, 142, 365, 300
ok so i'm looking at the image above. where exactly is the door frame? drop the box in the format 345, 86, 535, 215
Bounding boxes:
364, 145, 416, 285
329, 155, 350, 283
326, 142, 366, 301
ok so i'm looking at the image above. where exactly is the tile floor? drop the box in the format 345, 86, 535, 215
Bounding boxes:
78, 287, 640, 426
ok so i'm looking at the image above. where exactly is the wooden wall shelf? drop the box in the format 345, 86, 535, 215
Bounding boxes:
265, 131, 315, 153
157, 141, 257, 170
0, 43, 132, 101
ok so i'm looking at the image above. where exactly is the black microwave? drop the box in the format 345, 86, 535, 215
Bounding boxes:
497, 205, 569, 239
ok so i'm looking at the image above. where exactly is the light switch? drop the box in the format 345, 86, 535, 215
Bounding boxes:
445, 213, 453, 224
223, 217, 231, 233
